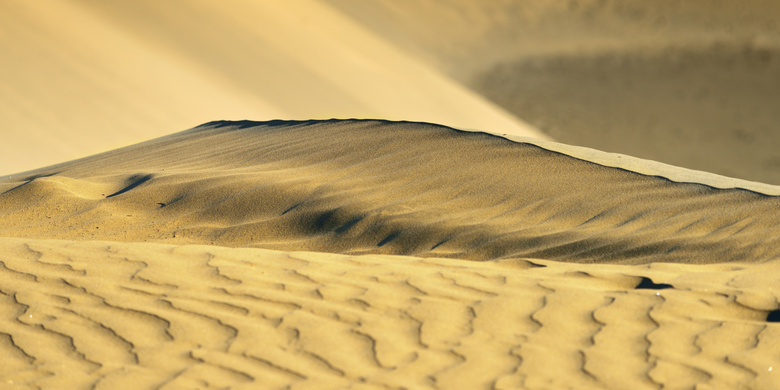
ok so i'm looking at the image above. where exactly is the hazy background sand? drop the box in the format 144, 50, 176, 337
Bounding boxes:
1, 120, 779, 388
327, 0, 780, 184
3, 0, 780, 183
0, 0, 543, 176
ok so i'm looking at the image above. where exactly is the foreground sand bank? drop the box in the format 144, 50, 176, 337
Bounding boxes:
0, 1, 544, 176
2, 120, 779, 264
1, 237, 779, 389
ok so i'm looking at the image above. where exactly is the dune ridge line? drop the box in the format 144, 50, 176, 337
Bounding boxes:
1, 119, 778, 264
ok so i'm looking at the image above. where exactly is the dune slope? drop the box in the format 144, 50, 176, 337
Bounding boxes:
2, 120, 780, 389
0, 0, 543, 176
326, 0, 780, 184
1, 120, 778, 265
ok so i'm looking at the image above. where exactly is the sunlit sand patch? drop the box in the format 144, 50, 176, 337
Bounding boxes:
0, 237, 778, 389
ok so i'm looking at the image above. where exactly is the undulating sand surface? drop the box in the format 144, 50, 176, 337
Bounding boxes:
0, 0, 543, 176
2, 120, 780, 389
3, 120, 780, 264
328, 0, 780, 184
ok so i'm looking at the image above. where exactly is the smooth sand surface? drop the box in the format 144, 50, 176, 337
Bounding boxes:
0, 0, 543, 176
3, 2, 780, 388
1, 120, 779, 388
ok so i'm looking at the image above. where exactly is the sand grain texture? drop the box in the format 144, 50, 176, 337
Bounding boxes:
1, 120, 780, 389
2, 120, 779, 264
0, 237, 779, 389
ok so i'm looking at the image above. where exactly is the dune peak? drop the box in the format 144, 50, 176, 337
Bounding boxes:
1, 119, 778, 265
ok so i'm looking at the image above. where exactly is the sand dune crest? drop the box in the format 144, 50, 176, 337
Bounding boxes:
2, 120, 779, 264
0, 237, 779, 389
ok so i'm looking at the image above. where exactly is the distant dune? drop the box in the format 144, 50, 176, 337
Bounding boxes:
1, 120, 780, 389
6, 1, 780, 183
0, 0, 543, 175
3, 1, 780, 388
3, 120, 779, 264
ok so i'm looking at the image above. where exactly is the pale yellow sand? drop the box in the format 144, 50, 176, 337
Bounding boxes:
2, 120, 779, 264
1, 120, 780, 389
328, 0, 780, 184
5, 0, 778, 183
0, 0, 543, 176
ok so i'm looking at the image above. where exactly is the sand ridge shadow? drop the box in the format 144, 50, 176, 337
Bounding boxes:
106, 174, 154, 198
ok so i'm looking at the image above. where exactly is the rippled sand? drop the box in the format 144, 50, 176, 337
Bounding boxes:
1, 120, 779, 389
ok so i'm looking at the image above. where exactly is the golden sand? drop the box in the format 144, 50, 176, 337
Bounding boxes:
2, 120, 779, 264
0, 0, 544, 176
327, 0, 780, 184
2, 2, 780, 389
1, 120, 779, 389
1, 236, 778, 389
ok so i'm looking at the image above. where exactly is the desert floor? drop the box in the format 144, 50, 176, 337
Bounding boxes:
2, 2, 780, 390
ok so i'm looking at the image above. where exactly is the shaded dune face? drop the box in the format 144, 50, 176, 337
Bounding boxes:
474, 44, 780, 185
1, 120, 778, 264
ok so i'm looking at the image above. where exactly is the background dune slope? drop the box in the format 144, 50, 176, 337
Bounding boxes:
6, 1, 779, 184
0, 0, 542, 175
327, 0, 780, 184
2, 120, 778, 265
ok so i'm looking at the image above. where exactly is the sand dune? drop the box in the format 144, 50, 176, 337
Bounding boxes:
327, 0, 780, 184
0, 0, 543, 176
2, 120, 779, 265
1, 120, 780, 388
1, 237, 778, 389
476, 43, 780, 185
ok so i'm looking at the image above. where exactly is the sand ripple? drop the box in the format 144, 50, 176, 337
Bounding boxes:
0, 237, 778, 389
2, 120, 779, 388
